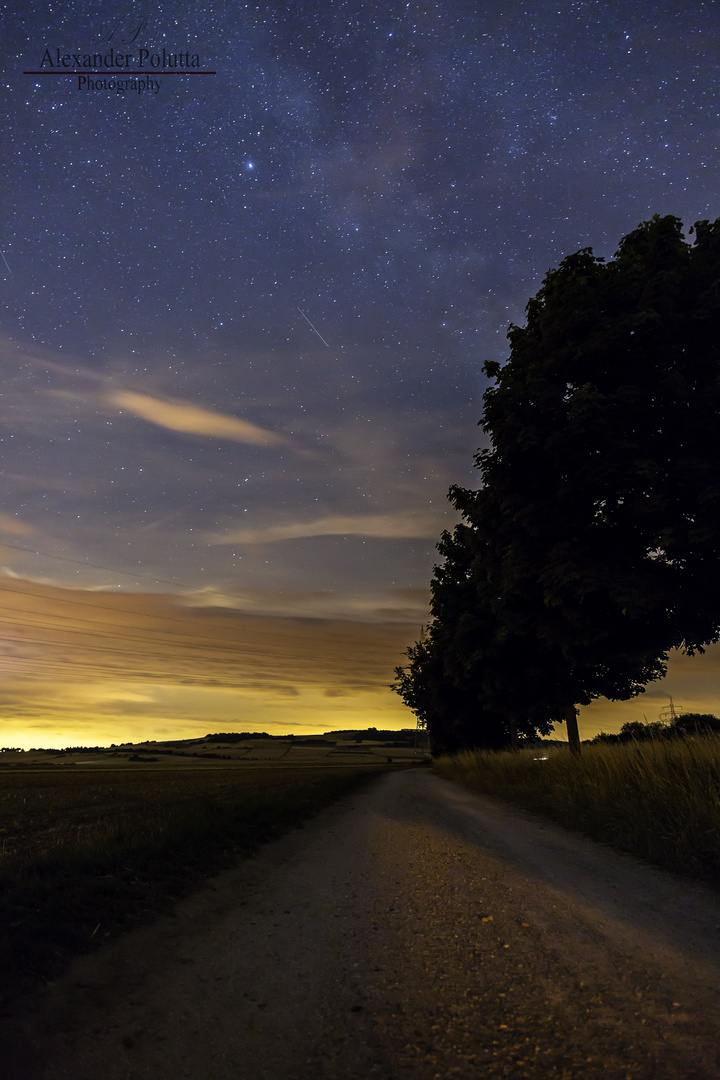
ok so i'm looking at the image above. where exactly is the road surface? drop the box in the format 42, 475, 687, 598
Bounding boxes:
4, 769, 720, 1079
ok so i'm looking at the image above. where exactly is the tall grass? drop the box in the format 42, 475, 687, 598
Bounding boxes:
434, 735, 720, 882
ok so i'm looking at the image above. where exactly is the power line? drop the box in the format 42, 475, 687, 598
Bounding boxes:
0, 540, 189, 587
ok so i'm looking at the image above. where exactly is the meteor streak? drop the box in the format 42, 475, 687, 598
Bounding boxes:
297, 307, 330, 347
0, 251, 11, 273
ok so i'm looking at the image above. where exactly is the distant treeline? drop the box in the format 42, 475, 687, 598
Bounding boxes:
7, 729, 418, 754
591, 714, 720, 744
201, 729, 415, 744
352, 731, 414, 744
202, 732, 270, 742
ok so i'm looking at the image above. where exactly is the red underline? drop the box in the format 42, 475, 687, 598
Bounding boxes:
24, 70, 217, 75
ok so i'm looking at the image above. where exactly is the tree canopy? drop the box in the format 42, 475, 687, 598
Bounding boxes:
394, 215, 720, 754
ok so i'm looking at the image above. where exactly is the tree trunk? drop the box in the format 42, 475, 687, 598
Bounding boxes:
564, 704, 581, 755
508, 712, 519, 752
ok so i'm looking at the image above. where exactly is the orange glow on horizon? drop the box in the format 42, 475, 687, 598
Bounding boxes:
0, 577, 417, 748
1, 577, 719, 748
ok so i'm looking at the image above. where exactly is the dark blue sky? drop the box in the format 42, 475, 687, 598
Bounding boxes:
0, 0, 718, 628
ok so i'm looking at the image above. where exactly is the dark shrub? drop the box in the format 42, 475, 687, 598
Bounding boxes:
670, 713, 720, 735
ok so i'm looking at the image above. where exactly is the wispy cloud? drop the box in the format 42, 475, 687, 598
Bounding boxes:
206, 512, 445, 545
108, 390, 288, 447
181, 584, 430, 623
0, 579, 417, 744
0, 513, 36, 536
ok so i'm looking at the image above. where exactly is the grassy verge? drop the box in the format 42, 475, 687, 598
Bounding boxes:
0, 765, 390, 1007
433, 736, 720, 883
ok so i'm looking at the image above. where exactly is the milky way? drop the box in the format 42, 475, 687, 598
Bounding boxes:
1, 1, 718, 743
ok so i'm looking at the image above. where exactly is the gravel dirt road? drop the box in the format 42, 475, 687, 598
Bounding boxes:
4, 768, 720, 1079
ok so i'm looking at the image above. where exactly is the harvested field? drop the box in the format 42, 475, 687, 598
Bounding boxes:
0, 764, 368, 861
0, 762, 396, 1008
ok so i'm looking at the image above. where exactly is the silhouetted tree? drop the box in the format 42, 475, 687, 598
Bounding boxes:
392, 635, 506, 755
397, 215, 720, 754
457, 215, 720, 751
393, 518, 555, 753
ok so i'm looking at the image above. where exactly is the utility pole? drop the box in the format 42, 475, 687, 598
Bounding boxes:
659, 695, 683, 724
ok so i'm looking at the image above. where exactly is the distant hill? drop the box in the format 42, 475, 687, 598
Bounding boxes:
5, 727, 422, 755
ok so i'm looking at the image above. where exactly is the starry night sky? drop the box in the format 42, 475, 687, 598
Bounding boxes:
1, 0, 720, 746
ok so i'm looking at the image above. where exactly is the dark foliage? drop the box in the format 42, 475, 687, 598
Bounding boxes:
394, 216, 720, 753
590, 720, 668, 744
591, 714, 720, 743
671, 712, 720, 734
202, 732, 270, 742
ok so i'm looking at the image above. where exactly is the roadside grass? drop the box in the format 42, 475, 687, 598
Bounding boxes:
433, 735, 720, 883
0, 764, 391, 1007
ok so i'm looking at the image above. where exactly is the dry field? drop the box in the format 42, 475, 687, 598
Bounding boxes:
0, 762, 382, 861
0, 757, 401, 1008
